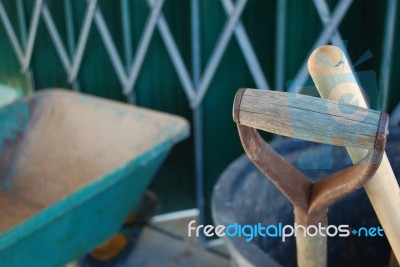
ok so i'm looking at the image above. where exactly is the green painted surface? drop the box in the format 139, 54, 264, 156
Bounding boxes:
0, 90, 188, 266
0, 0, 399, 226
0, 153, 168, 267
0, 84, 23, 108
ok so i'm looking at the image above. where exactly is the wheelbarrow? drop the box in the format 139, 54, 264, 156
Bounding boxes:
0, 89, 189, 267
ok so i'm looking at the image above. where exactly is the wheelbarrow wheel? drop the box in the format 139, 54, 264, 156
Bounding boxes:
82, 190, 160, 266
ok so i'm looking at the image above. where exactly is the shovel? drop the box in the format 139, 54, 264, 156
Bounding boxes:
308, 45, 400, 264
233, 88, 388, 267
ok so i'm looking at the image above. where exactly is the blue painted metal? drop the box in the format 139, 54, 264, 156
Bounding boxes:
93, 6, 128, 87
120, 0, 134, 103
68, 0, 98, 83
0, 84, 23, 107
123, 0, 165, 96
288, 0, 353, 93
42, 2, 72, 73
0, 97, 29, 152
22, 0, 43, 72
193, 0, 248, 108
191, 0, 205, 244
16, 0, 27, 49
16, 0, 35, 94
145, 0, 196, 103
221, 0, 269, 90
0, 90, 189, 267
275, 0, 286, 91
380, 0, 397, 112
313, 0, 360, 93
0, 1, 24, 66
64, 0, 75, 59
63, 0, 80, 92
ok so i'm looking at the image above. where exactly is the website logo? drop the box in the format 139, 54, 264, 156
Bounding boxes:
188, 220, 384, 242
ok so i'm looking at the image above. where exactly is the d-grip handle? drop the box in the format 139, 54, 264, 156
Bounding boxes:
233, 88, 389, 220
233, 88, 387, 150
234, 88, 388, 267
235, 123, 384, 225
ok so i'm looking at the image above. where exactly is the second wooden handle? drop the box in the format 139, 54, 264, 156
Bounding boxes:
308, 45, 400, 263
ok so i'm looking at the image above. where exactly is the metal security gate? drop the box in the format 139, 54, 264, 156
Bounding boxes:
0, 0, 397, 243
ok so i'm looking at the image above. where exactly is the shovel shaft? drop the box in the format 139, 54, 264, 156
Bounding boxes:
308, 45, 400, 264
296, 233, 327, 267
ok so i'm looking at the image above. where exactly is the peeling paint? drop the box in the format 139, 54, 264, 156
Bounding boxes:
0, 102, 30, 191
0, 103, 30, 153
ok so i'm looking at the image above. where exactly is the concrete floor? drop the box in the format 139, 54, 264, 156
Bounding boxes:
125, 209, 229, 267
118, 226, 229, 267
68, 209, 230, 267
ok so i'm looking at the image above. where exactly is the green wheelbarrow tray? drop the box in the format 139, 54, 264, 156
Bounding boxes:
0, 89, 189, 266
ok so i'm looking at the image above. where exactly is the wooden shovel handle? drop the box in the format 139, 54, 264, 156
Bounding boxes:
308, 45, 400, 264
233, 88, 385, 149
